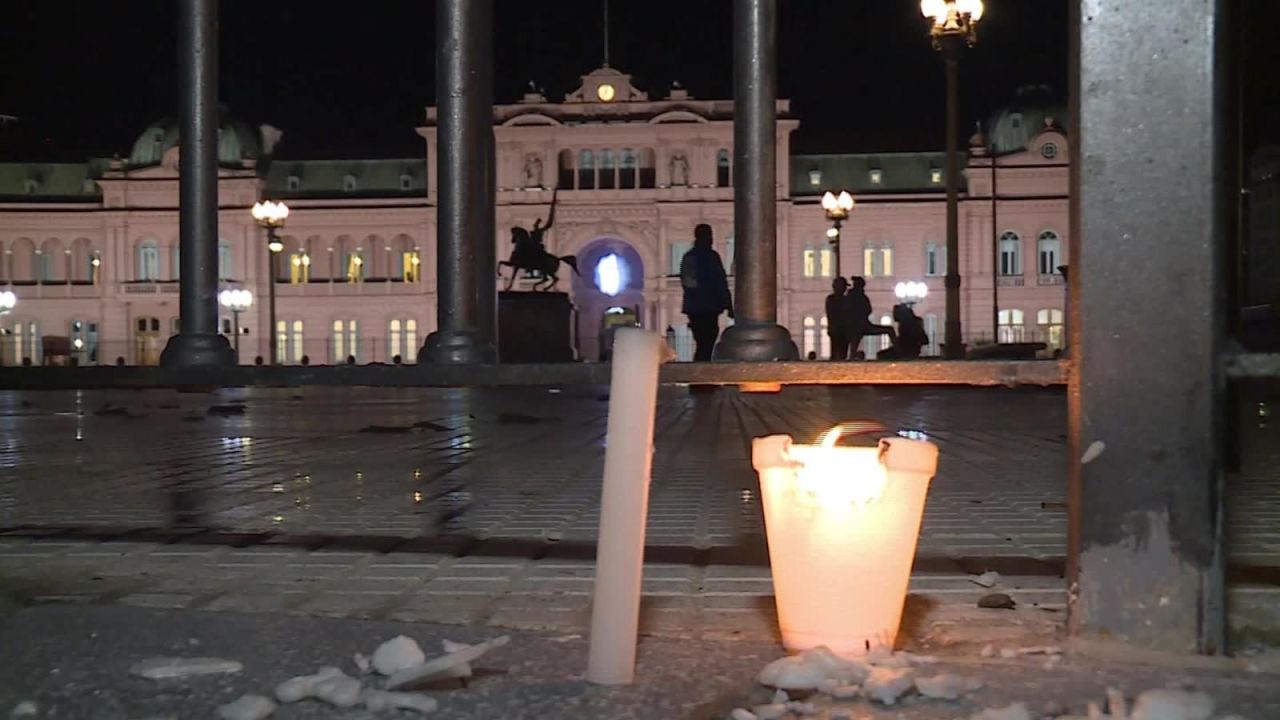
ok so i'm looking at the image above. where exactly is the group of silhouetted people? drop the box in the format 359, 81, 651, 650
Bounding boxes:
825, 277, 928, 361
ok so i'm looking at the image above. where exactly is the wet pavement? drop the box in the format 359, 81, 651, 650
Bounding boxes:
0, 385, 1275, 644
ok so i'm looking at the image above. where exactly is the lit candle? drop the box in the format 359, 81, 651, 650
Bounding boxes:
586, 327, 671, 685
752, 425, 939, 657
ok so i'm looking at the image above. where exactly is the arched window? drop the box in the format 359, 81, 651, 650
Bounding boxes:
1037, 230, 1061, 276
577, 150, 596, 190
344, 249, 365, 283
924, 314, 939, 355
638, 148, 656, 189
558, 149, 575, 190
218, 241, 233, 280
999, 231, 1022, 276
332, 319, 358, 362
137, 240, 160, 281
879, 315, 893, 350
803, 316, 817, 358
803, 247, 817, 278
1037, 308, 1064, 349
619, 148, 637, 189
276, 320, 305, 364
998, 308, 1025, 343
599, 149, 616, 189
820, 317, 831, 359
716, 149, 731, 188
388, 318, 419, 362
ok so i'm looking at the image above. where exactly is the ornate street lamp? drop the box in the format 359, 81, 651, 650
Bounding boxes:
251, 200, 289, 364
821, 190, 854, 278
921, 0, 983, 359
894, 281, 929, 307
218, 288, 253, 360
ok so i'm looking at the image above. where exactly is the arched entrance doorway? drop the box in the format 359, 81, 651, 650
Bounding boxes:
571, 237, 645, 361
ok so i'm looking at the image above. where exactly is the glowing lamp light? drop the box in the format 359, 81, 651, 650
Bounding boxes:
894, 281, 929, 304
821, 190, 854, 221
250, 200, 289, 228
825, 227, 839, 239
595, 253, 626, 297
218, 288, 253, 312
0, 290, 16, 312
752, 423, 939, 657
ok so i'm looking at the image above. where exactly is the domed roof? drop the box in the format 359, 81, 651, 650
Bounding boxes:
986, 84, 1066, 155
129, 107, 263, 167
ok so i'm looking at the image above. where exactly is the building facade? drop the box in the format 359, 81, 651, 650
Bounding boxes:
0, 69, 1068, 365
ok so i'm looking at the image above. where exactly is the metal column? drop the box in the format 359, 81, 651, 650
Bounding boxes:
714, 0, 798, 361
1068, 0, 1231, 653
942, 38, 964, 359
419, 0, 497, 365
160, 0, 234, 368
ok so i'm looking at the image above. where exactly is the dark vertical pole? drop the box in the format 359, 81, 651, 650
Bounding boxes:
942, 38, 964, 359
991, 147, 999, 341
714, 0, 797, 361
1068, 0, 1230, 653
161, 0, 233, 368
420, 0, 497, 364
477, 126, 497, 348
267, 242, 278, 364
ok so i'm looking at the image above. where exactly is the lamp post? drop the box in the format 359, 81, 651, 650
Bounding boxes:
218, 288, 253, 361
251, 200, 289, 365
921, 0, 983, 359
821, 190, 854, 279
894, 280, 929, 307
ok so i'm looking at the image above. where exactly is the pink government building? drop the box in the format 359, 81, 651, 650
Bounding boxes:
0, 66, 1067, 366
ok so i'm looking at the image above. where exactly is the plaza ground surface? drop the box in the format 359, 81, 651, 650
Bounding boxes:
0, 385, 1277, 718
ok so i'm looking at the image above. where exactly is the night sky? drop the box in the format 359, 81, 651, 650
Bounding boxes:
0, 1, 1273, 163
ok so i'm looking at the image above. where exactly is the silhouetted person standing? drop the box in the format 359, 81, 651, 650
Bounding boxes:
681, 224, 733, 361
846, 276, 896, 358
825, 277, 851, 360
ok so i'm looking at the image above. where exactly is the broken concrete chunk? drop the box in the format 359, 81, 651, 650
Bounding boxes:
363, 690, 439, 714
785, 700, 817, 715
752, 704, 787, 720
130, 657, 243, 680
216, 694, 275, 720
757, 646, 870, 690
971, 571, 1001, 588
274, 666, 344, 703
312, 671, 362, 708
372, 635, 427, 676
862, 667, 914, 705
978, 593, 1017, 610
915, 673, 979, 700
1130, 689, 1215, 720
386, 635, 510, 691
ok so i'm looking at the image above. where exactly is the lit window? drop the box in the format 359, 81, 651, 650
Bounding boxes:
803, 316, 817, 358
863, 248, 875, 276
332, 319, 358, 363
998, 309, 1025, 343
342, 175, 357, 192
1037, 308, 1064, 350
863, 246, 893, 277
930, 168, 942, 184
819, 248, 833, 278
403, 251, 421, 282
869, 169, 883, 185
1037, 230, 1061, 275
880, 248, 894, 277
137, 241, 160, 281
808, 169, 822, 186
290, 252, 311, 284
345, 251, 365, 283
999, 231, 1022, 276
803, 248, 817, 278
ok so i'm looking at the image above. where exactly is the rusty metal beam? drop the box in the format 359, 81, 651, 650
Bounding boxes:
1068, 0, 1231, 653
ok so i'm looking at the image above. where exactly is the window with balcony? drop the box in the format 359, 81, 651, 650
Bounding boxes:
863, 246, 894, 277
1038, 308, 1064, 350
599, 150, 616, 190
619, 148, 637, 189
389, 318, 418, 362
577, 149, 596, 190
344, 251, 365, 283
276, 320, 305, 364
137, 241, 160, 281
289, 252, 311, 284
999, 231, 1022, 276
1037, 230, 1061, 275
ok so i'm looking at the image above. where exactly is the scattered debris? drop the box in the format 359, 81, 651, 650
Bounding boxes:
130, 656, 243, 679
1128, 688, 1214, 720
915, 673, 982, 700
862, 666, 914, 705
965, 702, 1031, 720
216, 694, 275, 720
363, 690, 438, 714
1081, 440, 1106, 464
275, 666, 345, 703
785, 700, 817, 715
730, 709, 758, 720
386, 635, 511, 691
353, 653, 371, 674
757, 647, 870, 690
312, 670, 363, 707
971, 571, 1002, 588
978, 593, 1017, 610
9, 701, 37, 719
372, 635, 427, 676
752, 704, 787, 720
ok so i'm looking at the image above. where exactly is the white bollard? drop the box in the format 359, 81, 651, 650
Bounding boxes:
586, 327, 669, 685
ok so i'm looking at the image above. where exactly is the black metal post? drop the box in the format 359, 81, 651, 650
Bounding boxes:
231, 309, 241, 357
1067, 0, 1230, 653
991, 145, 1000, 342
942, 37, 964, 359
267, 231, 278, 365
420, 0, 497, 364
161, 0, 233, 368
829, 221, 843, 279
714, 0, 798, 361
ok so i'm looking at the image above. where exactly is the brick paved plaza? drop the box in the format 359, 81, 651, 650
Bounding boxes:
0, 385, 1275, 644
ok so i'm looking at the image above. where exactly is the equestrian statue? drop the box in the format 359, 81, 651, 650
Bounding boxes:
498, 187, 579, 291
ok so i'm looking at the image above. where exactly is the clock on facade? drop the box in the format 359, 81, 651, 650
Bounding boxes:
596, 83, 616, 102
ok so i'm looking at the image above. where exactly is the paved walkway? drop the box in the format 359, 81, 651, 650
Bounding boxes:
0, 385, 1274, 644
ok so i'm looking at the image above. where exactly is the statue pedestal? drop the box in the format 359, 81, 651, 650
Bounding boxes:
498, 291, 576, 363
